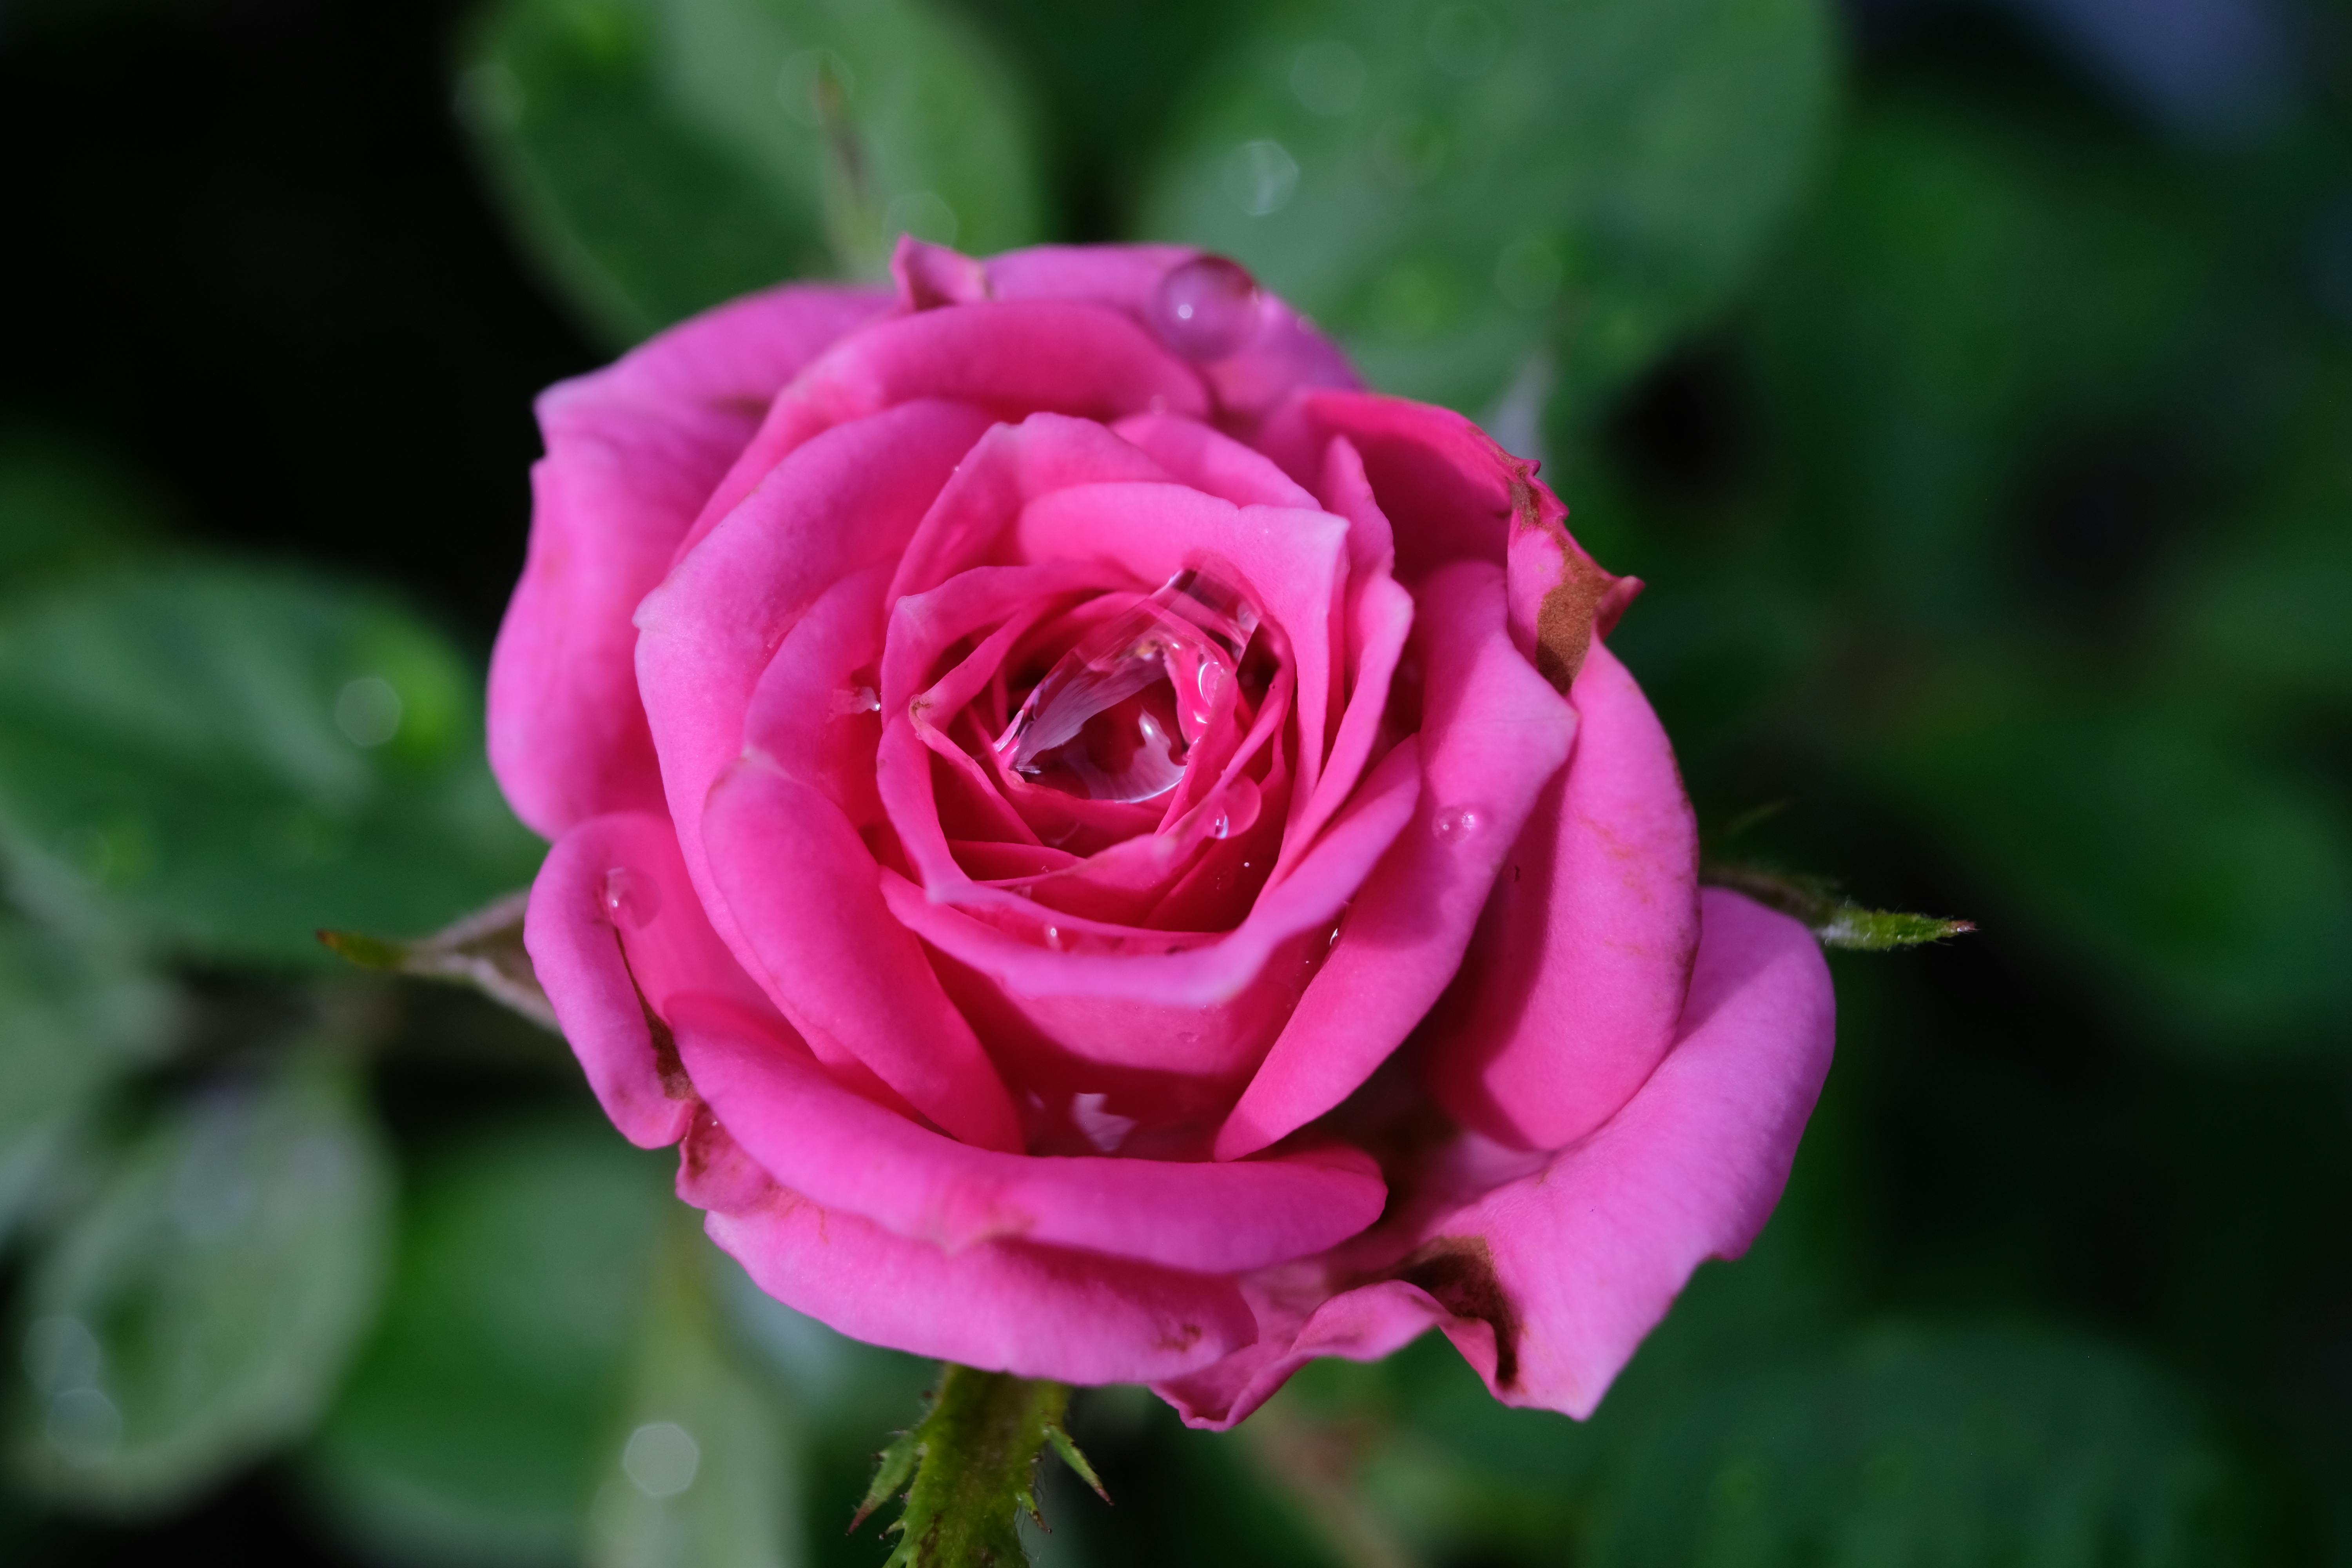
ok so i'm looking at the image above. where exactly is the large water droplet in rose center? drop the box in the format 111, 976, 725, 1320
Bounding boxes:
994, 559, 1260, 803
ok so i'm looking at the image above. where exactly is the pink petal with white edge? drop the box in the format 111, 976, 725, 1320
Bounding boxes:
523, 811, 782, 1148
702, 753, 1025, 1152
1214, 562, 1573, 1160
489, 284, 889, 837
1425, 639, 1700, 1151
1162, 888, 1835, 1428
668, 995, 1385, 1272
684, 302, 1209, 560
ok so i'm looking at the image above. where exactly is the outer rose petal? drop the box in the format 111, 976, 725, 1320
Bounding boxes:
702, 1187, 1258, 1387
635, 398, 995, 944
523, 811, 783, 1148
668, 995, 1386, 1273
702, 753, 1026, 1153
489, 284, 889, 837
1158, 888, 1835, 1428
1425, 639, 1700, 1151
1214, 562, 1575, 1160
687, 302, 1210, 556
893, 238, 1361, 425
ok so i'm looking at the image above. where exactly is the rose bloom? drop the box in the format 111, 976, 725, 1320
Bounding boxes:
490, 240, 1833, 1428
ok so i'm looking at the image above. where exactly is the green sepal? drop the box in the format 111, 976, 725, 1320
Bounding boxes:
1702, 864, 1974, 951
319, 889, 555, 1029
853, 1364, 1106, 1566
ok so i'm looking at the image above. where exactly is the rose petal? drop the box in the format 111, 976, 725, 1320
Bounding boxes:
702, 753, 1025, 1152
635, 398, 995, 949
1258, 390, 1593, 587
488, 284, 889, 836
669, 994, 1386, 1272
1215, 562, 1574, 1160
523, 811, 781, 1148
1425, 639, 1701, 1151
686, 303, 1210, 560
702, 1187, 1258, 1387
1110, 412, 1321, 509
1163, 888, 1835, 1427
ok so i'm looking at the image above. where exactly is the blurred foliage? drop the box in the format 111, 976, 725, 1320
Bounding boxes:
4, 0, 2352, 1563
461, 0, 1049, 341
1141, 0, 1838, 421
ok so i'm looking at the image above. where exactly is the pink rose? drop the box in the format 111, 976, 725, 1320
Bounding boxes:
490, 240, 1833, 1427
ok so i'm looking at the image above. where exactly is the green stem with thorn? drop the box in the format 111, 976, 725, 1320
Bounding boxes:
853, 1364, 1108, 1567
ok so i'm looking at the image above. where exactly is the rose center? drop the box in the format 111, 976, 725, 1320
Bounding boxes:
993, 559, 1259, 804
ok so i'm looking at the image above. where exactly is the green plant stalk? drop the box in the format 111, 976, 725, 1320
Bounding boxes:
854, 1363, 1107, 1567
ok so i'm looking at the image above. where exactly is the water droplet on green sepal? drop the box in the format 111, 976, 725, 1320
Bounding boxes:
1701, 863, 1974, 951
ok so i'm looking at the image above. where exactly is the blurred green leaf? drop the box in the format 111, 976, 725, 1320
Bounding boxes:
586, 1216, 799, 1568
5, 1049, 392, 1512
0, 919, 173, 1241
1749, 97, 2220, 622
0, 564, 544, 969
461, 0, 1048, 344
2178, 364, 2352, 706
1141, 0, 1837, 419
306, 1116, 672, 1566
1581, 1325, 2280, 1566
1875, 673, 2352, 1047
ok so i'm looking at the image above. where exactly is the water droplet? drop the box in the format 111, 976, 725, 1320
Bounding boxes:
1176, 1029, 1203, 1046
1433, 806, 1481, 843
622, 1421, 701, 1498
334, 676, 403, 747
1208, 811, 1232, 840
601, 866, 661, 929
994, 557, 1259, 803
1151, 255, 1263, 360
1070, 1092, 1138, 1153
830, 683, 881, 717
1044, 925, 1063, 951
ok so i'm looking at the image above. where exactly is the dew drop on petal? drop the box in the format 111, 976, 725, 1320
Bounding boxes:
1151, 255, 1262, 361
1044, 925, 1063, 951
601, 866, 661, 929
1208, 811, 1232, 840
830, 684, 880, 717
1432, 806, 1481, 844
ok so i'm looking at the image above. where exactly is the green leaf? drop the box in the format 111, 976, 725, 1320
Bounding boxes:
0, 564, 544, 969
461, 0, 1049, 344
0, 917, 173, 1239
321, 889, 555, 1033
5, 1049, 393, 1512
855, 1364, 1101, 1568
1139, 0, 1837, 419
1702, 863, 1974, 950
1581, 1325, 2281, 1566
305, 1116, 673, 1566
586, 1215, 799, 1568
